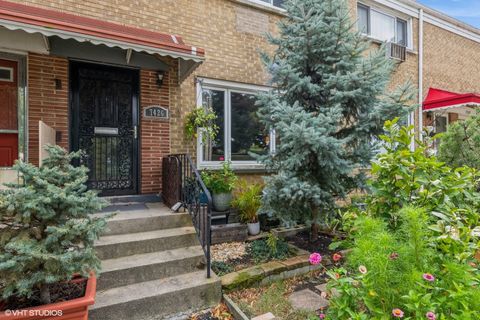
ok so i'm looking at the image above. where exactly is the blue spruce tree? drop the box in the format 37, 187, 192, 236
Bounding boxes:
0, 145, 108, 304
257, 0, 414, 239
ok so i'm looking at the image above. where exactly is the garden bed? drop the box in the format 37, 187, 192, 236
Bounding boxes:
285, 230, 334, 254
226, 270, 333, 320
211, 238, 300, 276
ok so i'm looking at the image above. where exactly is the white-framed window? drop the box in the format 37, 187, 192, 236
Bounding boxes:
248, 0, 285, 9
196, 78, 275, 169
357, 3, 411, 49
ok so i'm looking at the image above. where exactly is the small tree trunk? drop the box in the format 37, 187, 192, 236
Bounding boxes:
40, 284, 51, 305
310, 207, 319, 242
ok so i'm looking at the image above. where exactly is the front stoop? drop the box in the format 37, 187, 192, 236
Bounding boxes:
89, 205, 221, 320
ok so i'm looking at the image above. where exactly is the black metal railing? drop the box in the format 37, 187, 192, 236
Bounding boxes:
162, 154, 212, 278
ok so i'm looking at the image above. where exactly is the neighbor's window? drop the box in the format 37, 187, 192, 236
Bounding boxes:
199, 80, 274, 167
257, 0, 285, 9
358, 3, 410, 47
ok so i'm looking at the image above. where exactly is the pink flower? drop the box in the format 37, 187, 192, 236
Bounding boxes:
426, 311, 436, 320
389, 252, 399, 260
309, 252, 322, 265
319, 314, 326, 319
423, 273, 435, 282
392, 308, 404, 318
219, 156, 225, 161
358, 265, 367, 274
333, 253, 342, 262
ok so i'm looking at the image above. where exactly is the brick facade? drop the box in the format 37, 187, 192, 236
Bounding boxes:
4, 0, 480, 193
27, 53, 69, 166
139, 68, 172, 194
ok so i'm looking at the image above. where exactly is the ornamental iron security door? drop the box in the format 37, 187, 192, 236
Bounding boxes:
70, 61, 140, 196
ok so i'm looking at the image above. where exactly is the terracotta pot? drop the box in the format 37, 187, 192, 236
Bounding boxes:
0, 274, 96, 320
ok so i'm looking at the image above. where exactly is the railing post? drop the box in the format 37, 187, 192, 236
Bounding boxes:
163, 153, 212, 278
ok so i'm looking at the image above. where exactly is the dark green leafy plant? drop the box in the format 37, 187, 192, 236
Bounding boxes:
211, 261, 234, 276
249, 238, 291, 263
201, 162, 238, 194
0, 145, 108, 304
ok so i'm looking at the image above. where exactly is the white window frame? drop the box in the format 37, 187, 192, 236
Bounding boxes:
246, 0, 285, 10
196, 78, 275, 170
358, 2, 413, 50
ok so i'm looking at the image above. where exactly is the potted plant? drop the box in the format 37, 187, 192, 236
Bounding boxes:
0, 145, 108, 320
232, 180, 263, 235
201, 162, 237, 211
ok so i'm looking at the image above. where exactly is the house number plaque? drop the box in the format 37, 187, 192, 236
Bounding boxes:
144, 105, 168, 119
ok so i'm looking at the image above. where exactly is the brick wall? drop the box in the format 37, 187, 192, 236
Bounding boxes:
423, 22, 480, 96
7, 0, 281, 157
139, 68, 172, 195
27, 53, 69, 166
14, 0, 480, 187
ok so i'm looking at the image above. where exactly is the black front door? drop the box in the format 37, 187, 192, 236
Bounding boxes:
70, 61, 139, 196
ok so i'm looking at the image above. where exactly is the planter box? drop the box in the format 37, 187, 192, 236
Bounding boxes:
212, 223, 248, 244
0, 275, 96, 320
221, 254, 332, 291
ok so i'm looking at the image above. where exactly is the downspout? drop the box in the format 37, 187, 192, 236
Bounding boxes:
418, 8, 424, 141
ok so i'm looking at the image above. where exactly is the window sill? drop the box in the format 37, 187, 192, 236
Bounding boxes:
365, 36, 417, 55
199, 162, 270, 173
229, 0, 287, 16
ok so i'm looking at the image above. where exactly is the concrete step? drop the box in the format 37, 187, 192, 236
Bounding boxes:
89, 270, 221, 320
98, 246, 206, 290
97, 209, 192, 236
95, 227, 198, 260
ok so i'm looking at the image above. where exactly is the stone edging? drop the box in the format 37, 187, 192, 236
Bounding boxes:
221, 253, 333, 291
223, 294, 250, 320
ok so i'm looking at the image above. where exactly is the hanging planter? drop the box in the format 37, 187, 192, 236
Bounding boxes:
184, 107, 219, 144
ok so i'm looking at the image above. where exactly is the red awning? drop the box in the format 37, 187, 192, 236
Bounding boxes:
423, 88, 480, 111
0, 0, 204, 61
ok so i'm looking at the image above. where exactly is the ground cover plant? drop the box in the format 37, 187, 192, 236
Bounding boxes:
210, 235, 295, 276
228, 271, 327, 320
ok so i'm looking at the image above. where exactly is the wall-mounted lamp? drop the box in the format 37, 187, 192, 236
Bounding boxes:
156, 71, 165, 88
54, 78, 62, 90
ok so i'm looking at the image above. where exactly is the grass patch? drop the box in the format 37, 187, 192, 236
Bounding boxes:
228, 275, 321, 320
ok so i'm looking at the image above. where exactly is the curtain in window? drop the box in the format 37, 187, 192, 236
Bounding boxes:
357, 5, 369, 34
371, 10, 395, 42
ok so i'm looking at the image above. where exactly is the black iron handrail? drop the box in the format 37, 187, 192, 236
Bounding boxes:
162, 154, 212, 278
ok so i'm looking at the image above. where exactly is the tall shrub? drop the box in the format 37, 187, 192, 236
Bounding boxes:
437, 111, 480, 169
0, 145, 107, 304
256, 0, 413, 240
367, 119, 480, 261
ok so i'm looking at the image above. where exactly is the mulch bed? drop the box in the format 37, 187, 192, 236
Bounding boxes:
286, 231, 334, 254
1, 277, 87, 311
